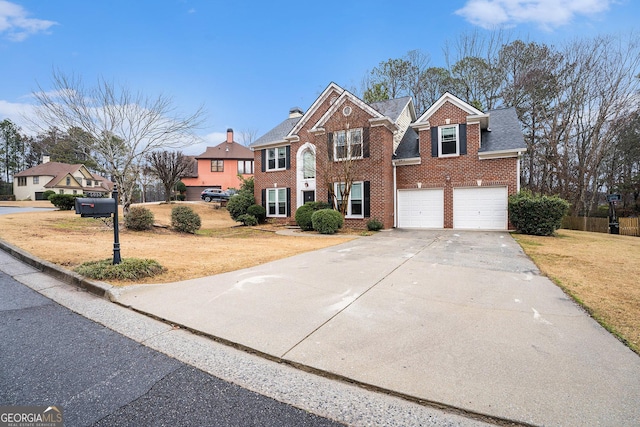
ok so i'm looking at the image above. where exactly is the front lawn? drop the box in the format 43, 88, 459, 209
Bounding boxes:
514, 229, 640, 354
0, 201, 354, 286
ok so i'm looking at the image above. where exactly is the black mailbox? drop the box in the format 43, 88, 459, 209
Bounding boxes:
75, 198, 117, 218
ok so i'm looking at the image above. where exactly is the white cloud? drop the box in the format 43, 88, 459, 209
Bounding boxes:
0, 0, 57, 41
183, 131, 226, 156
455, 0, 614, 30
0, 99, 38, 133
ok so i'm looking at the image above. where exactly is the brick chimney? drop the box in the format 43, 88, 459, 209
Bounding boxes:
226, 128, 234, 143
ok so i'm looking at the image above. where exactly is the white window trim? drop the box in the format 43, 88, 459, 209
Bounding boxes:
266, 187, 287, 217
438, 124, 459, 158
266, 147, 287, 171
334, 181, 364, 219
334, 128, 363, 161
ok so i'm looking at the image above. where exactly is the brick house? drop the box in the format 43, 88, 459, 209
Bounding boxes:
250, 83, 525, 230
181, 128, 254, 200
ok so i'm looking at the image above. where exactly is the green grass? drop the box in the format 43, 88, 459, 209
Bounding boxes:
74, 258, 165, 281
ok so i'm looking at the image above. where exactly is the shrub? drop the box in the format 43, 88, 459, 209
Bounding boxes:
508, 190, 570, 236
295, 201, 331, 231
171, 205, 201, 233
49, 193, 79, 210
74, 258, 165, 281
42, 190, 56, 200
367, 218, 384, 231
227, 176, 255, 222
237, 213, 258, 226
176, 194, 186, 201
311, 209, 344, 234
247, 204, 266, 223
125, 206, 154, 231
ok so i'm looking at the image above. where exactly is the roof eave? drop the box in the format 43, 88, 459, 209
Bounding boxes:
392, 157, 421, 166
478, 148, 526, 160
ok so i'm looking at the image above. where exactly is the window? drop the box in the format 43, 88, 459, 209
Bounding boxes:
335, 181, 364, 218
33, 176, 39, 185
266, 188, 287, 217
267, 147, 287, 171
211, 160, 224, 172
86, 180, 92, 186
302, 150, 315, 179
237, 160, 254, 175
439, 125, 458, 156
18, 177, 26, 186
66, 177, 71, 185
334, 128, 363, 160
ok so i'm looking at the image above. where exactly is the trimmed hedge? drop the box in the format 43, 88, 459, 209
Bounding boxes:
295, 201, 331, 231
367, 218, 384, 231
247, 204, 266, 223
171, 205, 201, 233
48, 193, 79, 210
311, 209, 344, 234
508, 190, 570, 236
125, 206, 154, 231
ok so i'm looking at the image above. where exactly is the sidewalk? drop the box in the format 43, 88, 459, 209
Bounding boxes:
3, 230, 640, 426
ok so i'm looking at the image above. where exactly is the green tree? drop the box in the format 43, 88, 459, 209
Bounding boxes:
363, 82, 389, 104
0, 119, 24, 182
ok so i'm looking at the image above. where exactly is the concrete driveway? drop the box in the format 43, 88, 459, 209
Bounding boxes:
113, 229, 640, 426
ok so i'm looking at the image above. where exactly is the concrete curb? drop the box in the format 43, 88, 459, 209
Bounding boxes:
0, 239, 115, 300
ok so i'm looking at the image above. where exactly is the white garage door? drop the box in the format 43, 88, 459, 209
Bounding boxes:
453, 187, 508, 230
397, 189, 444, 228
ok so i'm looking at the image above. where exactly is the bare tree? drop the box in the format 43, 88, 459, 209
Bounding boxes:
30, 70, 205, 214
239, 128, 259, 146
146, 150, 191, 203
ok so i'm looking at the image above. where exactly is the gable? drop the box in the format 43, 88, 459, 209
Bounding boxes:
288, 83, 345, 136
415, 92, 483, 124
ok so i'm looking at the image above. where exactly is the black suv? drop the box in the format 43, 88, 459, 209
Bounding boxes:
201, 188, 230, 202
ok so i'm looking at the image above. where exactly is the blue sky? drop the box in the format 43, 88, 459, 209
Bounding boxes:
0, 0, 637, 155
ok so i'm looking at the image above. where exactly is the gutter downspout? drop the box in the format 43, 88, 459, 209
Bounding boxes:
393, 162, 397, 228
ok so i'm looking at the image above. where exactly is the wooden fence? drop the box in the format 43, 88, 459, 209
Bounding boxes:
562, 216, 640, 236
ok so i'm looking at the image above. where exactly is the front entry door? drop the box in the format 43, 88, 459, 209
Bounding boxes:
303, 191, 315, 203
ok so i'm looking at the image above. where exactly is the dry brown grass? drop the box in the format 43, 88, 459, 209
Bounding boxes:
513, 229, 640, 354
0, 201, 354, 286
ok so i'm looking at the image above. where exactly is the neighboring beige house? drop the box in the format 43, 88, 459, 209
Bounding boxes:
13, 157, 113, 200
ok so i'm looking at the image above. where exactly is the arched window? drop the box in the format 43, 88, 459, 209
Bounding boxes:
303, 149, 315, 179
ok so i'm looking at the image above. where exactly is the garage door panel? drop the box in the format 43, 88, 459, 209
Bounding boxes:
397, 189, 444, 228
453, 187, 507, 230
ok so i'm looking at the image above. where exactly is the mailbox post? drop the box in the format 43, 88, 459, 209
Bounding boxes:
112, 185, 121, 264
74, 184, 121, 264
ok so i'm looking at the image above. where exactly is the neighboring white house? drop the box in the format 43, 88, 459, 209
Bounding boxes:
13, 157, 113, 200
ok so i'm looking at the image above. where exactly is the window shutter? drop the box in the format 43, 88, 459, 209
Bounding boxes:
261, 150, 266, 172
286, 188, 291, 216
364, 181, 370, 218
261, 189, 266, 208
285, 146, 291, 170
363, 127, 370, 158
328, 189, 333, 208
327, 133, 334, 161
459, 124, 467, 155
431, 127, 438, 157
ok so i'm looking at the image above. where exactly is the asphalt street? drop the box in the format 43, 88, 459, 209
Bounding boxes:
0, 270, 343, 427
